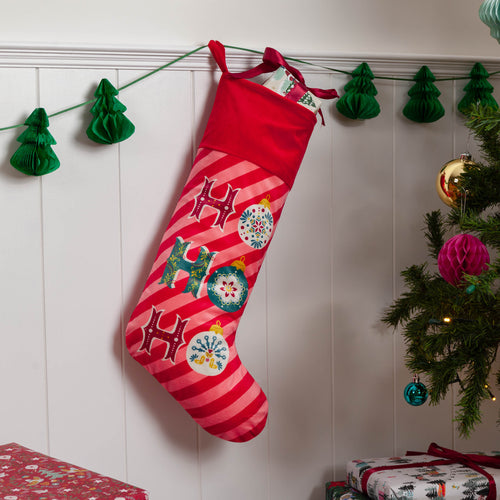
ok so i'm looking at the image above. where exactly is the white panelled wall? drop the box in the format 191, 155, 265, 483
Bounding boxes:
0, 46, 499, 500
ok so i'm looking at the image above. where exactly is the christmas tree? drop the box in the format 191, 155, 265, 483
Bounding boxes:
382, 104, 500, 437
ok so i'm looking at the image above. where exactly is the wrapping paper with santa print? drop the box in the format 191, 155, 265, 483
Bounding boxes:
347, 453, 500, 500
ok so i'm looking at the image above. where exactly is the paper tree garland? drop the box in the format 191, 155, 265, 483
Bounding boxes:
86, 78, 135, 144
336, 62, 380, 120
403, 66, 445, 123
3, 45, 500, 179
10, 108, 60, 176
457, 62, 498, 114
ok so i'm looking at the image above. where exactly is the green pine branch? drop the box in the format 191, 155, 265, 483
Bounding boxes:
423, 210, 446, 259
384, 174, 500, 436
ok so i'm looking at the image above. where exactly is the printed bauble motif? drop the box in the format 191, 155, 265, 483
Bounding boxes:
436, 153, 477, 207
239, 196, 274, 249
438, 234, 490, 287
207, 257, 249, 312
187, 322, 229, 376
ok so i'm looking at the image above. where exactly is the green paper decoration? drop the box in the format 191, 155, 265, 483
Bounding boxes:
403, 66, 445, 123
336, 62, 380, 120
10, 108, 60, 176
86, 78, 135, 145
457, 62, 498, 115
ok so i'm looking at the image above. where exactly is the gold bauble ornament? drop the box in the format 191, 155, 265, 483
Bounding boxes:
436, 153, 477, 207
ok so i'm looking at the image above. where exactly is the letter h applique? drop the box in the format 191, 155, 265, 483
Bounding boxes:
189, 177, 239, 231
159, 236, 216, 298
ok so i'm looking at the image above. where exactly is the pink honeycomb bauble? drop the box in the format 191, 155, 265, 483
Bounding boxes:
438, 234, 490, 286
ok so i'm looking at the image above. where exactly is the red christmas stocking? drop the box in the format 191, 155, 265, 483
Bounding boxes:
125, 40, 338, 442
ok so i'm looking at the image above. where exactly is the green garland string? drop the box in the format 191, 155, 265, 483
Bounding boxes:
4, 43, 500, 176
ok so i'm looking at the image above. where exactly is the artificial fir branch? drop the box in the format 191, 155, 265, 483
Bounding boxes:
383, 122, 500, 436
423, 210, 446, 259
466, 105, 500, 166
458, 212, 500, 249
459, 165, 500, 213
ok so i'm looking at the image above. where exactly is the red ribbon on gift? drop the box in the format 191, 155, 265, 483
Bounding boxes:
360, 443, 500, 500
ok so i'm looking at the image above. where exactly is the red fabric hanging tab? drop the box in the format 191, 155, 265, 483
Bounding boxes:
208, 40, 228, 73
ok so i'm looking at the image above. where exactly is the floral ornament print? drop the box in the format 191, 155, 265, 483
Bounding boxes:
238, 196, 274, 249
207, 257, 249, 312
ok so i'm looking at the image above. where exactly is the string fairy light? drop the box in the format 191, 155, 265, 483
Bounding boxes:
485, 384, 497, 401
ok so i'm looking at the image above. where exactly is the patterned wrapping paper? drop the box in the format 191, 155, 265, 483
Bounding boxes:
0, 443, 149, 500
346, 452, 500, 500
326, 481, 370, 500
263, 66, 322, 114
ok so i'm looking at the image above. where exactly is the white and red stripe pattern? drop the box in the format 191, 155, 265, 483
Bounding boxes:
125, 147, 292, 442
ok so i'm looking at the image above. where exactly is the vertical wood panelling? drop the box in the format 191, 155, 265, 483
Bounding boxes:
119, 69, 200, 500
0, 51, 499, 500
393, 79, 457, 454
266, 71, 335, 500
38, 68, 127, 478
332, 76, 396, 476
0, 69, 48, 451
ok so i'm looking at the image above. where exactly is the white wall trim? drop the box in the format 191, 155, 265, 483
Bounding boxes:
0, 43, 499, 78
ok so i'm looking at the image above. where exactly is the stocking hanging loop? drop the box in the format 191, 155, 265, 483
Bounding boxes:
208, 40, 339, 101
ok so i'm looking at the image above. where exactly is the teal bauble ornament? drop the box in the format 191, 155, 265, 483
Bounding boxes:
404, 375, 428, 406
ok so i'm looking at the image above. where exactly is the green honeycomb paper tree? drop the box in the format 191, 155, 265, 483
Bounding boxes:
336, 62, 380, 120
458, 62, 498, 115
10, 108, 60, 176
403, 65, 445, 123
86, 78, 135, 145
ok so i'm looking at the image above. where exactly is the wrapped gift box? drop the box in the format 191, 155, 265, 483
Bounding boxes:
263, 65, 322, 114
326, 481, 370, 500
0, 443, 148, 499
346, 444, 500, 500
